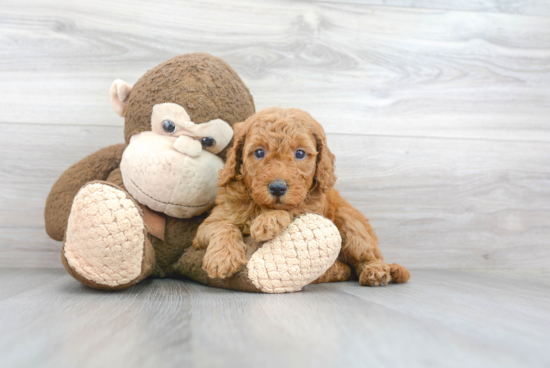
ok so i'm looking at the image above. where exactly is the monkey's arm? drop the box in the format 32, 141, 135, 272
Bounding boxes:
45, 144, 126, 241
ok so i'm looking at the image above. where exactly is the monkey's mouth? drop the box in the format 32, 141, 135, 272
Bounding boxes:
131, 179, 212, 208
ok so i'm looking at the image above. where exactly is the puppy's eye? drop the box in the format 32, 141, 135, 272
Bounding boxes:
295, 150, 306, 160
201, 137, 215, 148
254, 149, 265, 159
162, 120, 176, 134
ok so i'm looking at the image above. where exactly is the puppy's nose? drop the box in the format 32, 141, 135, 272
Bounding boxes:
268, 180, 288, 197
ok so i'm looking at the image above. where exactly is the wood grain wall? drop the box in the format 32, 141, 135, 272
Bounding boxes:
1, 0, 549, 269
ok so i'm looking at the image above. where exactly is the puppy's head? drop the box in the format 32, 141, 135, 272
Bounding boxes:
218, 107, 336, 210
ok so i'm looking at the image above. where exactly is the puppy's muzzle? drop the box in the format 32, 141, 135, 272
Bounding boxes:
268, 180, 288, 197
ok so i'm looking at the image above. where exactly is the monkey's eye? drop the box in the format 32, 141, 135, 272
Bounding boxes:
162, 120, 176, 134
295, 150, 306, 160
254, 149, 265, 159
201, 137, 215, 148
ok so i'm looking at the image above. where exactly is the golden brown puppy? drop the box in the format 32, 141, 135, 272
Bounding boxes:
193, 107, 410, 286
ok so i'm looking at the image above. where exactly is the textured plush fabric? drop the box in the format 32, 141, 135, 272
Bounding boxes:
151, 103, 234, 155
247, 214, 342, 293
64, 183, 146, 287
110, 79, 133, 117
45, 144, 126, 241
172, 135, 202, 157
61, 182, 156, 291
150, 213, 208, 278
141, 206, 167, 241
120, 131, 223, 218
173, 241, 262, 293
123, 53, 255, 144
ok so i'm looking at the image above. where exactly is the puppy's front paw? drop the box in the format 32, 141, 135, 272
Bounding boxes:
250, 211, 292, 242
359, 261, 391, 287
192, 236, 207, 250
193, 223, 210, 249
202, 241, 248, 279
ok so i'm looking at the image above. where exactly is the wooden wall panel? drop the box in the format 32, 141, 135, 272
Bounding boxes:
1, 0, 549, 141
0, 0, 548, 269
305, 0, 550, 16
1, 124, 548, 269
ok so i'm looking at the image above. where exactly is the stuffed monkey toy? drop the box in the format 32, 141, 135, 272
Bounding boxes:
44, 53, 345, 293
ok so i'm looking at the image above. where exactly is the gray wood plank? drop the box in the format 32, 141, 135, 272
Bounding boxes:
337, 269, 550, 367
1, 0, 549, 141
0, 228, 62, 269
0, 268, 64, 301
305, 0, 550, 16
2, 123, 549, 269
0, 269, 549, 368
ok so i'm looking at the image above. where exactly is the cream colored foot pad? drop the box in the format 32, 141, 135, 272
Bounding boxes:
247, 214, 342, 294
64, 183, 145, 287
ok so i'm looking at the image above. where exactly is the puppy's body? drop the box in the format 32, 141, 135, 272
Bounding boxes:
194, 107, 410, 286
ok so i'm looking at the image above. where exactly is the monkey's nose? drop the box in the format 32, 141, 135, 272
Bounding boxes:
174, 135, 201, 157
268, 180, 288, 197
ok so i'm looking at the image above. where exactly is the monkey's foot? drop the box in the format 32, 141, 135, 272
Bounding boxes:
246, 214, 342, 293
62, 182, 154, 290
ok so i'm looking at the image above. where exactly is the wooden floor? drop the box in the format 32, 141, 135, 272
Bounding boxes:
0, 268, 548, 368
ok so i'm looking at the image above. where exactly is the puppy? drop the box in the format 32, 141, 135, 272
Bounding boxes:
193, 107, 410, 287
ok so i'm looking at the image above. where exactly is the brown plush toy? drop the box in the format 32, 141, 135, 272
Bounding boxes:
45, 53, 344, 293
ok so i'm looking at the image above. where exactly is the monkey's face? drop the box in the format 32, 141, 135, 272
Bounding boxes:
120, 103, 234, 218
110, 53, 255, 218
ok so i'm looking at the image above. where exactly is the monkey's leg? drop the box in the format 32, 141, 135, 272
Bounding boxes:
174, 214, 342, 293
173, 242, 263, 293
61, 181, 155, 290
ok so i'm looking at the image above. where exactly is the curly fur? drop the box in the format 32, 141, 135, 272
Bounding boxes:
194, 107, 410, 286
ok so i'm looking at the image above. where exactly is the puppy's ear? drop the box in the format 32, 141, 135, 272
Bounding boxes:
312, 128, 336, 193
218, 122, 246, 187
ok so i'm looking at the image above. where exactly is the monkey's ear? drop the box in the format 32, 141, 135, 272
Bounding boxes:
109, 79, 133, 117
